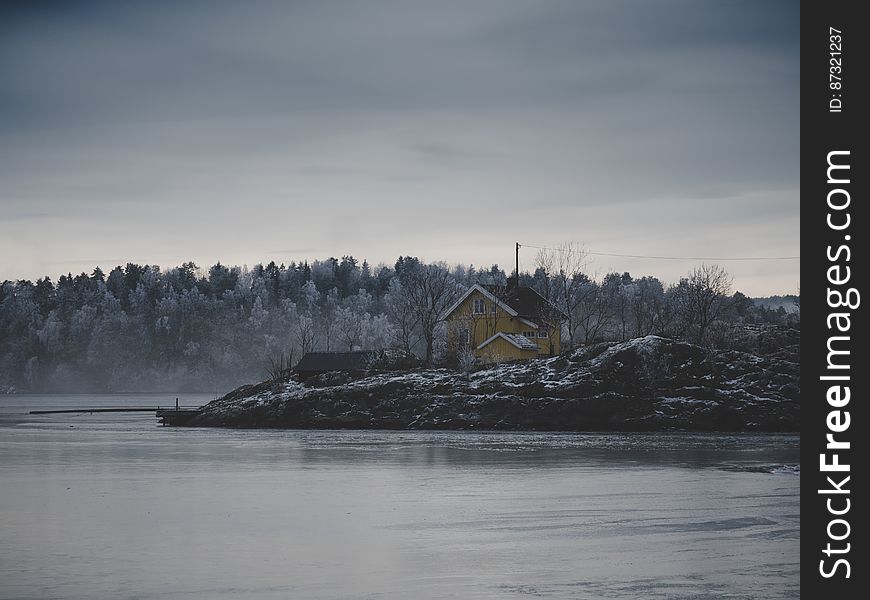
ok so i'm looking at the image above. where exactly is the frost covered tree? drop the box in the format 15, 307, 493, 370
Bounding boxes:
361, 313, 393, 351
335, 289, 373, 351
319, 287, 340, 351
0, 253, 788, 393
296, 281, 320, 355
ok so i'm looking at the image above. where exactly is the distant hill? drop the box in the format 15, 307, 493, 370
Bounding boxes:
752, 295, 799, 314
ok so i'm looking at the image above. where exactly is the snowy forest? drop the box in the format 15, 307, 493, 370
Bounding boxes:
1, 248, 799, 393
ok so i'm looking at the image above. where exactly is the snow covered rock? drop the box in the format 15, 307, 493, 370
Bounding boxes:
191, 333, 799, 431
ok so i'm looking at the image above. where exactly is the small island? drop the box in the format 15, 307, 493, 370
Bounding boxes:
189, 327, 798, 432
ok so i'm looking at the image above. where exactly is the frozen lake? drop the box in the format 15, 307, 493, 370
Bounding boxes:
0, 394, 799, 599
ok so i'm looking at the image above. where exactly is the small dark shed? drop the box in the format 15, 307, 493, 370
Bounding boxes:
294, 351, 377, 378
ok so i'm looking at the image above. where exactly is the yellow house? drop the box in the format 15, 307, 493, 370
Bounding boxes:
443, 283, 565, 363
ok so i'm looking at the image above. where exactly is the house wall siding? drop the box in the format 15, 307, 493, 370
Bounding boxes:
476, 335, 538, 363
446, 289, 561, 357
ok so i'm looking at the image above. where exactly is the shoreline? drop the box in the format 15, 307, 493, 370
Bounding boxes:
188, 334, 800, 432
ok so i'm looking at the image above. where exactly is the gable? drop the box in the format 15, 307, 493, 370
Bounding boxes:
477, 332, 540, 351
442, 284, 519, 320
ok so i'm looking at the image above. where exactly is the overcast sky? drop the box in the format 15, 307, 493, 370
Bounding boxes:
0, 0, 799, 296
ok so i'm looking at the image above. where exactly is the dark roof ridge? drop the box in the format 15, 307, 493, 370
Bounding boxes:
479, 283, 567, 320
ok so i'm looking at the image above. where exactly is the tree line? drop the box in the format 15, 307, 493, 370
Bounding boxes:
0, 249, 798, 393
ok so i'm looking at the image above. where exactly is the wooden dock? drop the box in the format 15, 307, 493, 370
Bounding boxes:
29, 405, 203, 426
155, 408, 202, 426
31, 408, 161, 414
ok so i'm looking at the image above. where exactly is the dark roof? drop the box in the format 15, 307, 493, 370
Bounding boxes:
294, 351, 376, 373
482, 284, 568, 321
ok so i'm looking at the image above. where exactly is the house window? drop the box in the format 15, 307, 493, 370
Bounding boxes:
490, 303, 497, 314
473, 299, 485, 314
523, 331, 535, 338
537, 330, 549, 338
459, 328, 470, 345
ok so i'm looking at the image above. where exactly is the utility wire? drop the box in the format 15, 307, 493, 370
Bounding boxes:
518, 243, 799, 262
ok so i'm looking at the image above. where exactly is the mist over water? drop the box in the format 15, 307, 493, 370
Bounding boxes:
1, 395, 799, 599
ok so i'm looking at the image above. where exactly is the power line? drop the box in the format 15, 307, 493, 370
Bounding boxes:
518, 243, 799, 262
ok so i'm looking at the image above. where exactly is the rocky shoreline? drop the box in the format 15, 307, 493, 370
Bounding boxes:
188, 330, 799, 432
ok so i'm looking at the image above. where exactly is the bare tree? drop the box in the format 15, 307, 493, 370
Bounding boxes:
400, 262, 459, 366
266, 350, 293, 382
574, 277, 616, 344
335, 306, 364, 350
630, 276, 666, 337
384, 279, 423, 357
612, 273, 633, 341
457, 346, 477, 373
535, 242, 589, 348
297, 315, 316, 355
684, 263, 733, 345
526, 286, 564, 355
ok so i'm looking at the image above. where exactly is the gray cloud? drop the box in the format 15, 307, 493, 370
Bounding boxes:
0, 0, 798, 295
